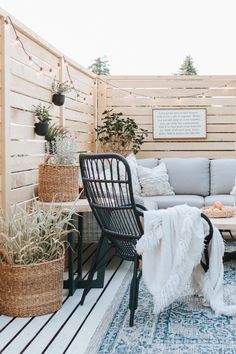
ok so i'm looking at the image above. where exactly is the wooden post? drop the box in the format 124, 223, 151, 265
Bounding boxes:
93, 77, 98, 152
1, 16, 11, 214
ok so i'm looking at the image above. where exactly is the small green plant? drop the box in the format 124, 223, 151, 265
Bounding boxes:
0, 202, 76, 265
52, 78, 72, 95
96, 109, 148, 156
45, 124, 69, 142
32, 104, 51, 123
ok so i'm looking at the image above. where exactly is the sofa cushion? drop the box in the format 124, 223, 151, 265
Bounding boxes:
142, 195, 204, 209
137, 163, 174, 196
137, 158, 158, 168
160, 158, 210, 196
204, 195, 235, 207
210, 159, 236, 195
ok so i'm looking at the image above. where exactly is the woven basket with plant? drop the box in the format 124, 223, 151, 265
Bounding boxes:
39, 137, 80, 202
0, 202, 75, 317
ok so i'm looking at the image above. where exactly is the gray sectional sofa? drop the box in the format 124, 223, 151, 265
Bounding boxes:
138, 157, 236, 209
83, 157, 236, 242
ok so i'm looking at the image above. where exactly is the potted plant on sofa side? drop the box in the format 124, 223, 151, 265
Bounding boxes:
39, 136, 80, 202
45, 123, 69, 154
0, 202, 75, 317
33, 104, 51, 136
96, 109, 148, 156
52, 78, 72, 106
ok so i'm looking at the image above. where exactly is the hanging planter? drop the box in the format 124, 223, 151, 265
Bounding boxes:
52, 93, 65, 106
35, 121, 49, 136
32, 104, 51, 137
51, 78, 72, 107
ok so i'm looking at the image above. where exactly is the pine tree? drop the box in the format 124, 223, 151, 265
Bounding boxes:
178, 55, 197, 75
88, 57, 110, 75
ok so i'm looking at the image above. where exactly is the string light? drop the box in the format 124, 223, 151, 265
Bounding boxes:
14, 36, 20, 46
4, 14, 236, 105
4, 19, 11, 30
37, 67, 43, 76
29, 56, 33, 66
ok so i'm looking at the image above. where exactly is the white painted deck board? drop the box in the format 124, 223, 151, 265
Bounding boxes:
0, 243, 132, 354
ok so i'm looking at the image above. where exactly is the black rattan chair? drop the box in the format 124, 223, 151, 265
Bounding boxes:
79, 153, 145, 326
79, 153, 213, 327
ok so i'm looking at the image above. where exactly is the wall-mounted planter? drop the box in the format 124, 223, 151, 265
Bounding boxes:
52, 94, 65, 106
35, 122, 49, 136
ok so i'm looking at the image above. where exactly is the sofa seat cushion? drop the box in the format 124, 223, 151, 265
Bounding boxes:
142, 195, 204, 209
160, 158, 209, 196
204, 195, 235, 207
210, 159, 236, 195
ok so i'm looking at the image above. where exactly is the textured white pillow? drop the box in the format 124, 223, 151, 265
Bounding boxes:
137, 162, 174, 196
126, 154, 141, 196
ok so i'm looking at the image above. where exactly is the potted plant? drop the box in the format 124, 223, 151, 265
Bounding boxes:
96, 109, 148, 156
33, 104, 51, 136
0, 202, 75, 317
39, 137, 80, 202
52, 78, 72, 106
45, 123, 69, 154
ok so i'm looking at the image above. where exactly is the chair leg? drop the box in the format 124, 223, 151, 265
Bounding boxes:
80, 235, 106, 305
129, 255, 139, 327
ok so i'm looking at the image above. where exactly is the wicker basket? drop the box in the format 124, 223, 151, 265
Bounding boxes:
38, 164, 80, 202
202, 206, 235, 218
0, 256, 64, 317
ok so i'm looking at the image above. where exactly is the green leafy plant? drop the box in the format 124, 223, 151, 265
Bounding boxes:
96, 109, 148, 156
45, 124, 69, 142
32, 104, 51, 123
0, 202, 76, 265
52, 78, 72, 95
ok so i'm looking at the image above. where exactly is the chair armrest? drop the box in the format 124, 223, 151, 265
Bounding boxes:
135, 203, 147, 217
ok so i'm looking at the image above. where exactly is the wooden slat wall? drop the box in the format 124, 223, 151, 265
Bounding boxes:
99, 75, 236, 159
0, 11, 97, 211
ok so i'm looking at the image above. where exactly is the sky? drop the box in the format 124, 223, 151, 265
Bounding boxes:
0, 0, 235, 75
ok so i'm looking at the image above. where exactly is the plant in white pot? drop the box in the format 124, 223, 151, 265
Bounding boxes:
39, 136, 80, 202
52, 78, 72, 106
33, 104, 51, 136
0, 202, 75, 317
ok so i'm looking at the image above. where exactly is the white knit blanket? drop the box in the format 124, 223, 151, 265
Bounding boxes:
136, 205, 236, 316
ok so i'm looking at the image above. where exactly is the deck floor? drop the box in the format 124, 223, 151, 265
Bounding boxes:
0, 244, 131, 354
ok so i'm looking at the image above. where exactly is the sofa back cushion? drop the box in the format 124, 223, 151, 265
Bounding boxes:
137, 158, 158, 168
160, 158, 210, 196
210, 159, 236, 195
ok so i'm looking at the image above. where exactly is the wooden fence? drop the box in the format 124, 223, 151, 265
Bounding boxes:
0, 9, 97, 212
1, 9, 236, 212
98, 75, 236, 159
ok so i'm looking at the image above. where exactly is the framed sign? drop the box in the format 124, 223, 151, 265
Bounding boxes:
153, 108, 207, 139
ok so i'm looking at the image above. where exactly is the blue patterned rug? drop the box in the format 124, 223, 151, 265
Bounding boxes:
90, 258, 236, 354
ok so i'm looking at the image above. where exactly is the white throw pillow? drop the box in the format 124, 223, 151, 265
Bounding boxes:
126, 154, 141, 196
137, 162, 174, 196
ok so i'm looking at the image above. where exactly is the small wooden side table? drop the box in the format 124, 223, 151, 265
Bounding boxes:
38, 199, 107, 295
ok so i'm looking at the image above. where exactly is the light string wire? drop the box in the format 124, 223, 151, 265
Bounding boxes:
4, 15, 236, 104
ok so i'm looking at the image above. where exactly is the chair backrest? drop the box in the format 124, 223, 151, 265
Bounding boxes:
79, 153, 144, 260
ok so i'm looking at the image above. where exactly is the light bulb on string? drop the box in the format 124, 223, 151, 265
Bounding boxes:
4, 19, 11, 30
29, 56, 33, 66
57, 62, 61, 71
37, 67, 43, 76
49, 68, 53, 76
14, 36, 20, 47
129, 92, 132, 97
